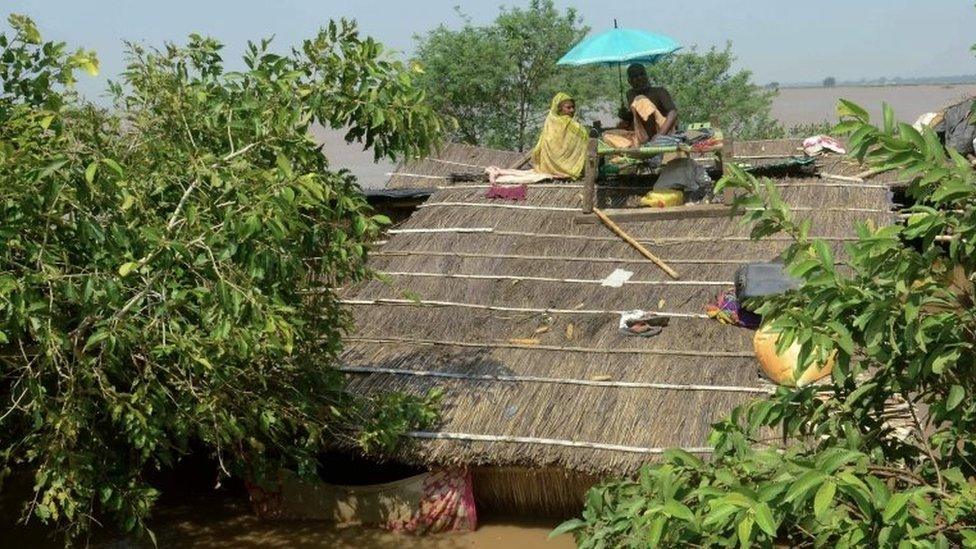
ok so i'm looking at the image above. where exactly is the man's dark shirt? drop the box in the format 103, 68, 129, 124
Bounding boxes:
626, 86, 677, 134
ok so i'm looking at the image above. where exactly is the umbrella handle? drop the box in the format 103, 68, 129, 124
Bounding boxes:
617, 63, 625, 112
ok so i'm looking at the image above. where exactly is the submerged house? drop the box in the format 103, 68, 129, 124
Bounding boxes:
335, 139, 899, 517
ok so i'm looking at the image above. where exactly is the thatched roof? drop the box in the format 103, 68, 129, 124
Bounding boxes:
388, 142, 524, 189
337, 139, 896, 476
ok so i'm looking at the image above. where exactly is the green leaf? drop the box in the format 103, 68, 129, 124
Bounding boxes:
276, 153, 293, 178
101, 158, 124, 176
84, 329, 111, 350
947, 385, 965, 411
704, 502, 740, 527
737, 516, 754, 548
882, 492, 910, 522
837, 99, 869, 122
753, 502, 777, 536
118, 261, 139, 277
882, 102, 895, 134
647, 515, 665, 547
785, 470, 825, 502
281, 186, 295, 203
549, 518, 584, 538
663, 499, 695, 522
85, 162, 98, 184
814, 480, 836, 518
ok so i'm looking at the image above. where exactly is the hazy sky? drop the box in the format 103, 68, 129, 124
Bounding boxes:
6, 0, 976, 101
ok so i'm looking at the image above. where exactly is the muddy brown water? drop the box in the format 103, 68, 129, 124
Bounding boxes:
1, 490, 575, 548
771, 84, 976, 125
148, 498, 575, 548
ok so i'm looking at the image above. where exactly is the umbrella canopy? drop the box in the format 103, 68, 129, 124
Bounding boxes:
556, 27, 681, 66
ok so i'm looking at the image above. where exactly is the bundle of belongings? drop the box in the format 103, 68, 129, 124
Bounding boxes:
939, 97, 976, 157
599, 122, 723, 179
639, 157, 714, 207
909, 97, 975, 158
676, 125, 722, 152
705, 290, 761, 329
246, 468, 477, 533
704, 262, 834, 387
599, 122, 722, 154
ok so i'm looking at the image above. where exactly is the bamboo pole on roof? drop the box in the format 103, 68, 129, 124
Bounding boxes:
593, 207, 680, 279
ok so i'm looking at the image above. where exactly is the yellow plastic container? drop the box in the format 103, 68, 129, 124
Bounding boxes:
639, 189, 684, 208
753, 326, 835, 387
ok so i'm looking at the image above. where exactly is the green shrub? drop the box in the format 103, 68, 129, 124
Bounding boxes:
558, 101, 976, 547
0, 15, 442, 541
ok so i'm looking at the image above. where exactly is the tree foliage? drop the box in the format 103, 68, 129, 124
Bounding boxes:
417, 10, 793, 148
557, 100, 976, 547
0, 15, 442, 541
413, 0, 613, 151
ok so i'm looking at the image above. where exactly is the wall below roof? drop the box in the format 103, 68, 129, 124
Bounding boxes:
472, 466, 599, 519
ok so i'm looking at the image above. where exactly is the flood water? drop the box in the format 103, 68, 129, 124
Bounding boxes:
144, 496, 575, 549
0, 491, 576, 548
771, 83, 976, 125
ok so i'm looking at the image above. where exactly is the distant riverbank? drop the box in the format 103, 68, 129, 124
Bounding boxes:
771, 84, 976, 126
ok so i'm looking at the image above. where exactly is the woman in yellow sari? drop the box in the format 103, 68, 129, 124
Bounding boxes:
530, 92, 589, 179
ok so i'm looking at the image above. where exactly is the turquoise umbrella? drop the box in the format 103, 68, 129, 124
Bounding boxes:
557, 22, 681, 106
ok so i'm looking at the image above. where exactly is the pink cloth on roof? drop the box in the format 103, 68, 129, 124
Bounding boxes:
485, 184, 527, 201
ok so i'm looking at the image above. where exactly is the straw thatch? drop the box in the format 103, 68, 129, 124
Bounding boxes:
388, 142, 525, 189
471, 466, 597, 518
336, 140, 895, 482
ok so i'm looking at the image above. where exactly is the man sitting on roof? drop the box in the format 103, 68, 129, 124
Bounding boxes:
602, 64, 678, 149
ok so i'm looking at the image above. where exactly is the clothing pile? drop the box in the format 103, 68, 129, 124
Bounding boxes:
802, 135, 846, 156
673, 126, 715, 145
645, 134, 684, 148
705, 290, 761, 329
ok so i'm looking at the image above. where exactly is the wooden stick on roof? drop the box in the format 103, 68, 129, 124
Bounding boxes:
592, 207, 680, 279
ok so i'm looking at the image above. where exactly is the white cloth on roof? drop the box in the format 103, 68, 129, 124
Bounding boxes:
802, 135, 846, 156
484, 166, 553, 185
600, 269, 634, 288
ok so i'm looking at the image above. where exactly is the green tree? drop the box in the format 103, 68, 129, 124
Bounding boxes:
414, 1, 612, 151
557, 100, 976, 547
646, 44, 781, 140
0, 15, 442, 541
824, 76, 837, 87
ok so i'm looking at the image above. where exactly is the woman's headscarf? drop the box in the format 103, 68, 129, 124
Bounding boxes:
530, 92, 589, 179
